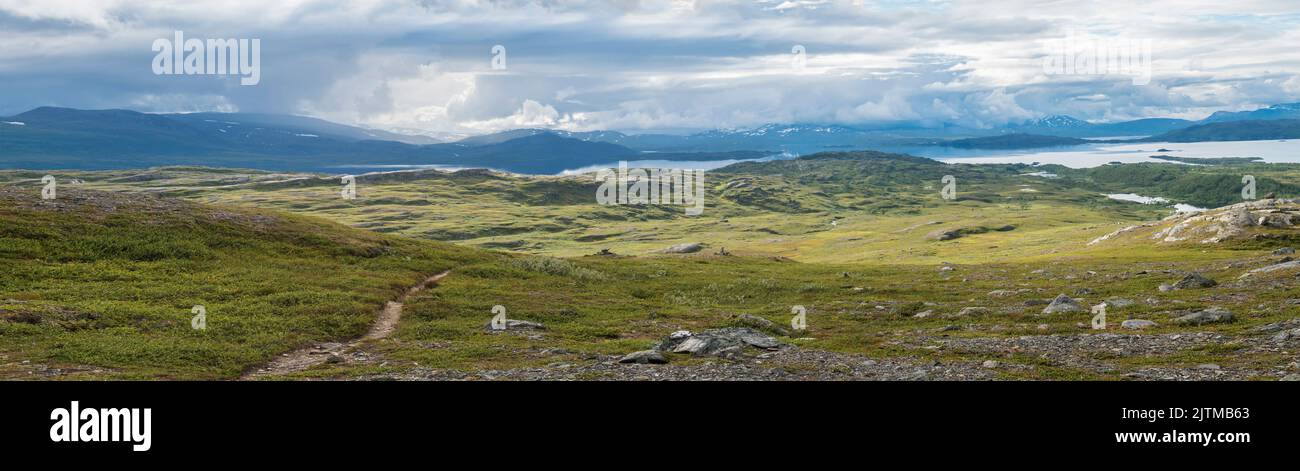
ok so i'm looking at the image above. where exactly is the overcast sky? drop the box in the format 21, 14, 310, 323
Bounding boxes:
3, 0, 1300, 136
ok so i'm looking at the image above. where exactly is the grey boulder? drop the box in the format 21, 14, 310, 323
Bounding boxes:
1121, 319, 1157, 329
1173, 307, 1234, 325
1171, 273, 1218, 290
1042, 294, 1083, 314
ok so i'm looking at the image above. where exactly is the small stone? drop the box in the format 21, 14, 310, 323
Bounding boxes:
1281, 374, 1300, 381
484, 319, 547, 331
1105, 298, 1135, 309
913, 310, 933, 319
1197, 363, 1221, 370
1042, 294, 1083, 314
618, 350, 667, 364
1274, 247, 1296, 255
982, 360, 1000, 368
1171, 273, 1217, 290
1121, 319, 1157, 329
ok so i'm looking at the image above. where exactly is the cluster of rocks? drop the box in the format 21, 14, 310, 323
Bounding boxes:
618, 327, 782, 364
377, 347, 1000, 381
1251, 319, 1300, 342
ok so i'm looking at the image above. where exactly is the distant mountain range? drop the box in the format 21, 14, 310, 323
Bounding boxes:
452, 123, 882, 154
939, 133, 1088, 149
930, 119, 1300, 149
6, 102, 1300, 174
451, 103, 1300, 152
1004, 115, 1194, 138
1140, 118, 1300, 142
0, 107, 766, 174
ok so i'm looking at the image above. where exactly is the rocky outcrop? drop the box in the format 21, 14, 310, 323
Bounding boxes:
1151, 199, 1300, 244
656, 328, 781, 357
1089, 199, 1300, 247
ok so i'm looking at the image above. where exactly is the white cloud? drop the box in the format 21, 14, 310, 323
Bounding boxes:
4, 0, 1300, 133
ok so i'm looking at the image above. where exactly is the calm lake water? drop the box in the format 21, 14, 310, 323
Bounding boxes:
893, 139, 1300, 167
558, 139, 1300, 176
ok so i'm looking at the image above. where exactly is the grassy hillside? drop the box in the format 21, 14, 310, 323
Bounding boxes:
0, 186, 487, 379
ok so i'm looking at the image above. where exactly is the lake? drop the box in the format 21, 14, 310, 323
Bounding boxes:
554, 139, 1300, 176
892, 139, 1300, 167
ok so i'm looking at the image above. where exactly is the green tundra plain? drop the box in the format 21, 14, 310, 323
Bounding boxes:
3, 151, 1299, 380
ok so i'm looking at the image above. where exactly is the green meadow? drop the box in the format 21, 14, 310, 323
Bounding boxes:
3, 152, 1299, 380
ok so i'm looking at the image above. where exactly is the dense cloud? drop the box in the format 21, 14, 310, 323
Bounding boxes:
3, 0, 1300, 136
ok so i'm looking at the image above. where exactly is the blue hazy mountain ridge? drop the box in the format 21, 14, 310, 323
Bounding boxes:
1199, 102, 1300, 124
0, 107, 763, 174
450, 103, 1300, 152
168, 112, 443, 145
1141, 118, 1300, 142
938, 133, 1088, 149
6, 103, 1300, 173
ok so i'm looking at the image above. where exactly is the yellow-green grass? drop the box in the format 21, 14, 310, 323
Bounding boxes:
4, 160, 1299, 380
